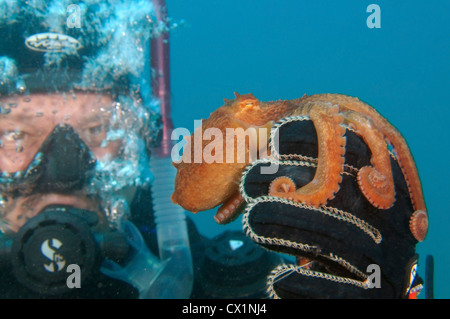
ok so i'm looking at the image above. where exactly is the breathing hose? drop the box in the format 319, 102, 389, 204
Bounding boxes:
147, 156, 193, 298
146, 0, 193, 298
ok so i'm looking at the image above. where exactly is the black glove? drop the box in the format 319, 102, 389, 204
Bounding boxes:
240, 112, 424, 299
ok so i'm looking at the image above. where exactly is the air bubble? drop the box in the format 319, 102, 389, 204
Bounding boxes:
0, 196, 7, 208
0, 106, 11, 115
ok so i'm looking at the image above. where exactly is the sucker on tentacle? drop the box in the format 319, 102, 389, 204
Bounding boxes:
269, 176, 296, 194
409, 210, 428, 242
214, 192, 244, 224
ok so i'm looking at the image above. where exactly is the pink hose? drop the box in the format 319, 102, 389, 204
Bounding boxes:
151, 0, 173, 158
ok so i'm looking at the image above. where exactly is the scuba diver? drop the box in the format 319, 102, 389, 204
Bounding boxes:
0, 0, 280, 298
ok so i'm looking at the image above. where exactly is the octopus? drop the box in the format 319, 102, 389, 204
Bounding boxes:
171, 92, 297, 222
171, 93, 427, 241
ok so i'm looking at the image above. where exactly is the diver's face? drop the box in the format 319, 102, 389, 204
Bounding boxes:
0, 92, 121, 231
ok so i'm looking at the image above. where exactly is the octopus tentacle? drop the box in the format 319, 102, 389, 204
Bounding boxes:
269, 176, 296, 194
299, 94, 426, 213
345, 111, 395, 209
383, 132, 426, 212
214, 192, 244, 224
409, 210, 428, 242
343, 98, 425, 211
269, 102, 346, 206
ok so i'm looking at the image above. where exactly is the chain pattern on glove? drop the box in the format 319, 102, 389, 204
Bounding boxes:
266, 264, 371, 299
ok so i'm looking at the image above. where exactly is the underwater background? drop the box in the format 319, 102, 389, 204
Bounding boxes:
167, 0, 449, 298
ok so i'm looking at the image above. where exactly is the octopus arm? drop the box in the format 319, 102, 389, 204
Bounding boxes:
214, 192, 244, 224
269, 102, 346, 206
345, 111, 395, 209
300, 94, 426, 213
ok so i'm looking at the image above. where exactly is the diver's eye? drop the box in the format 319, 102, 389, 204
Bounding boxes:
81, 123, 108, 148
88, 125, 104, 136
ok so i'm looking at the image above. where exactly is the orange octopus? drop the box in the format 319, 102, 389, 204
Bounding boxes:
171, 93, 427, 241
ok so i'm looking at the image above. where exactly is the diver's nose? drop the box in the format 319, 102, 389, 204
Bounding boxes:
36, 124, 97, 193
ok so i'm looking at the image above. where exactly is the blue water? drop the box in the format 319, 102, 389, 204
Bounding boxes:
168, 0, 450, 298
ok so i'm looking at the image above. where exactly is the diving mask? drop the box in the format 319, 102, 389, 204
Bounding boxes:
0, 124, 97, 197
